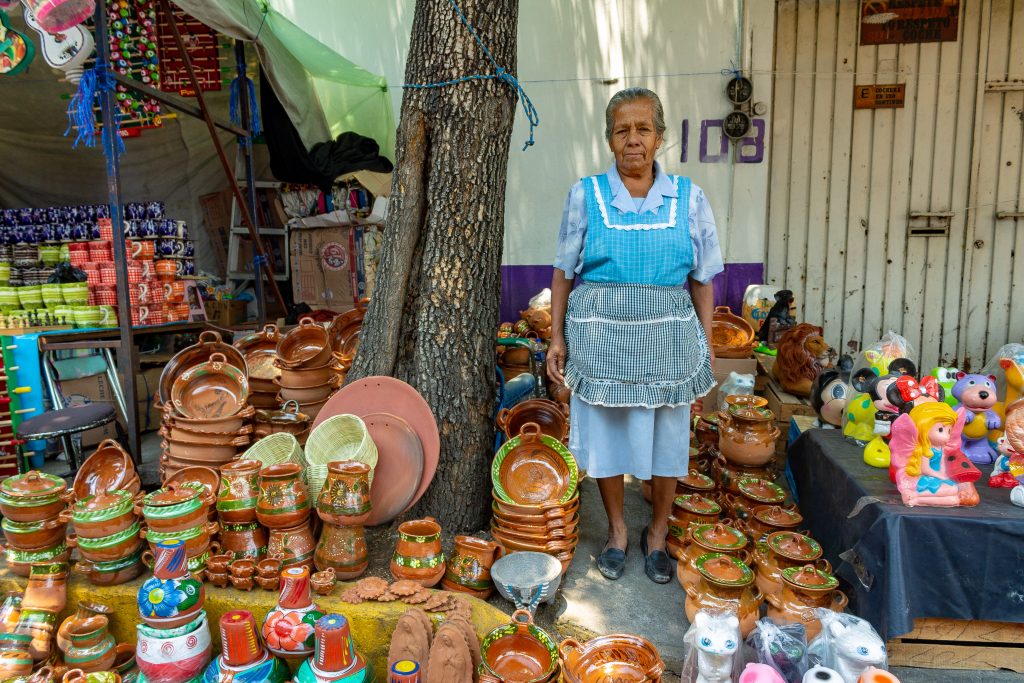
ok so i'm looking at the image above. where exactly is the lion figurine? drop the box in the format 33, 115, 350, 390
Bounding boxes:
772, 323, 833, 398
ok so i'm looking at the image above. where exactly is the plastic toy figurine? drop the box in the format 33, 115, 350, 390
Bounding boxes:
756, 290, 796, 346
811, 355, 853, 428
738, 663, 786, 683
772, 324, 833, 398
808, 615, 887, 683
850, 359, 917, 468
988, 437, 1019, 488
803, 667, 843, 683
932, 366, 960, 408
692, 612, 740, 683
950, 372, 1001, 464
889, 403, 980, 507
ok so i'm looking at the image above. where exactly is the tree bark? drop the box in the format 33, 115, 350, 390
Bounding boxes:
349, 0, 518, 531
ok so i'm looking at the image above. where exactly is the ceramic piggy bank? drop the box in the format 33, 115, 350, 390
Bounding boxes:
890, 404, 980, 507
692, 612, 740, 683
951, 372, 1001, 464
811, 356, 853, 428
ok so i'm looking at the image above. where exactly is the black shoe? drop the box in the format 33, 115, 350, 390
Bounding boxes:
640, 526, 672, 584
597, 545, 627, 580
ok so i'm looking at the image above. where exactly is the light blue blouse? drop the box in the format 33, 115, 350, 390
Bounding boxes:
553, 161, 724, 285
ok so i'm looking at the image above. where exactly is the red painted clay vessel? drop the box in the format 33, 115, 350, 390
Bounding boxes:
316, 462, 371, 526
267, 521, 316, 571
217, 460, 262, 525
441, 536, 502, 599
257, 464, 310, 529
313, 523, 367, 580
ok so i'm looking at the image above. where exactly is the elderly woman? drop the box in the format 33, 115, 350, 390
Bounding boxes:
546, 88, 722, 583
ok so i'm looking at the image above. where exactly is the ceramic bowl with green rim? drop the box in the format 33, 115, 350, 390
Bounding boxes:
695, 552, 755, 588
1, 515, 68, 550
74, 548, 145, 587
492, 424, 579, 505
69, 490, 138, 538
73, 522, 142, 563
135, 609, 206, 640
0, 470, 70, 522
5, 543, 70, 577
480, 609, 558, 683
141, 487, 206, 533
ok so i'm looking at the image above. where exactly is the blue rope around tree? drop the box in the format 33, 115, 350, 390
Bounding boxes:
402, 0, 539, 151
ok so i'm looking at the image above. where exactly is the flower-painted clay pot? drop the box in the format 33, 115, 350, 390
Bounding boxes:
316, 461, 371, 526
765, 565, 847, 640
138, 488, 207, 534
294, 614, 372, 683
57, 602, 113, 653
441, 536, 502, 599
719, 396, 780, 466
68, 522, 143, 563
261, 567, 324, 659
60, 615, 116, 673
2, 516, 68, 550
136, 540, 204, 629
217, 460, 262, 525
135, 610, 211, 683
678, 523, 750, 588
257, 464, 310, 530
683, 553, 763, 638
0, 471, 71, 522
64, 491, 138, 539
390, 518, 445, 587
313, 523, 367, 580
203, 610, 290, 683
480, 610, 558, 683
267, 521, 316, 571
219, 522, 267, 560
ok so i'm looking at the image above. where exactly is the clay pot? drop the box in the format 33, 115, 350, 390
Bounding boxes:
765, 565, 848, 640
694, 413, 722, 453
64, 490, 138, 539
229, 558, 255, 578
666, 494, 723, 558
162, 438, 247, 464
257, 557, 283, 578
496, 399, 569, 441
219, 522, 268, 560
229, 576, 254, 591
68, 522, 143, 563
752, 532, 832, 599
316, 461, 371, 526
72, 550, 144, 587
726, 478, 788, 522
491, 491, 580, 519
683, 553, 762, 637
390, 517, 445, 587
266, 521, 316, 571
720, 396, 780, 467
677, 523, 750, 588
491, 510, 580, 538
3, 542, 71, 577
205, 571, 229, 589
480, 610, 558, 683
297, 613, 371, 683
675, 469, 717, 496
255, 576, 279, 591
163, 405, 255, 434
217, 460, 262, 525
256, 463, 310, 529
60, 616, 116, 674
441, 535, 503, 599
73, 439, 136, 501
161, 424, 254, 445
276, 317, 333, 369
22, 560, 68, 613
136, 540, 205, 629
2, 515, 68, 550
559, 634, 665, 683
744, 504, 803, 541
57, 603, 113, 654
0, 634, 33, 680
112, 643, 137, 683
141, 520, 218, 558
313, 523, 367, 580
309, 568, 336, 596
135, 610, 211, 683
713, 455, 778, 495
218, 610, 265, 668
206, 553, 233, 574
138, 487, 208, 533
253, 401, 311, 439
277, 378, 341, 405
0, 471, 72, 522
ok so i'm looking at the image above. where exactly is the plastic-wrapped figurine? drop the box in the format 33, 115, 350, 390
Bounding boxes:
803, 667, 843, 683
850, 359, 917, 468
889, 403, 980, 507
682, 612, 741, 683
746, 618, 808, 682
931, 367, 960, 408
807, 612, 887, 683
950, 373, 1001, 464
757, 290, 796, 346
738, 663, 786, 683
1004, 398, 1024, 507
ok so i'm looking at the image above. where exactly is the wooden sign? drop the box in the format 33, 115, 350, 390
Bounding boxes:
854, 83, 906, 109
860, 1, 960, 45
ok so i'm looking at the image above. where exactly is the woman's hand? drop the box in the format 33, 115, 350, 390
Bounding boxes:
546, 336, 567, 385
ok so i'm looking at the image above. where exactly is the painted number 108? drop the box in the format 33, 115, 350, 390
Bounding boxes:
680, 118, 766, 164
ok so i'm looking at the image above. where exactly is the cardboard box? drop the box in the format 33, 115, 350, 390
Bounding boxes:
290, 225, 357, 312
701, 356, 759, 416
59, 366, 163, 446
205, 300, 248, 327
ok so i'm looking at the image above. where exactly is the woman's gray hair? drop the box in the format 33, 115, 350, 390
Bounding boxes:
604, 88, 666, 141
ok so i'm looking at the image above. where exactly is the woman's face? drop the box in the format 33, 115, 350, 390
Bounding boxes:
608, 100, 663, 176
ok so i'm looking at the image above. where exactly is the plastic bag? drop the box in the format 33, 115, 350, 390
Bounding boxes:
528, 288, 552, 310
718, 372, 756, 412
745, 618, 809, 682
680, 610, 743, 683
47, 263, 86, 284
807, 610, 887, 683
842, 331, 917, 444
979, 343, 1024, 404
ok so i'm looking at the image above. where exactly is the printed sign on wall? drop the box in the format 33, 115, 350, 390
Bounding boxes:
860, 0, 960, 45
854, 83, 906, 109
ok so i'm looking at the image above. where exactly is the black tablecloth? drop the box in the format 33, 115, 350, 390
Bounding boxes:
788, 429, 1024, 639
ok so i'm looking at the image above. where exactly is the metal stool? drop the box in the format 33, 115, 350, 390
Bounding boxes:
16, 403, 118, 476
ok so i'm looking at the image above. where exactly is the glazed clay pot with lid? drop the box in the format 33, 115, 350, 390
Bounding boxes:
64, 490, 138, 538
678, 523, 750, 588
714, 454, 779, 495
726, 477, 788, 520
720, 396, 780, 467
667, 494, 723, 558
745, 504, 803, 540
766, 565, 847, 640
2, 516, 69, 550
138, 486, 207, 533
683, 553, 762, 637
0, 471, 71, 522
67, 521, 143, 563
753, 532, 831, 600
676, 469, 716, 495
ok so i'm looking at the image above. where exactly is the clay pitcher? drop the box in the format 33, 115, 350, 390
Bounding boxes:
313, 523, 368, 580
256, 463, 310, 529
390, 518, 445, 587
441, 536, 503, 599
217, 460, 262, 525
57, 603, 112, 653
60, 616, 116, 674
316, 461, 371, 526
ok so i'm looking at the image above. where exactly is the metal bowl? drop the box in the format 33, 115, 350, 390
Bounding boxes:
491, 551, 563, 612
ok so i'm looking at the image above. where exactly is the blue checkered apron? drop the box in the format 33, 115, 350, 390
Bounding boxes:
563, 173, 716, 408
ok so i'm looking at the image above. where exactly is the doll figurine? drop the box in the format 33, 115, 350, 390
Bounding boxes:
889, 403, 980, 507
988, 437, 1020, 488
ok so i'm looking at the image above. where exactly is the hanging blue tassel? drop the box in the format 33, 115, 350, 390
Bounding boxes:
229, 75, 261, 139
64, 62, 125, 159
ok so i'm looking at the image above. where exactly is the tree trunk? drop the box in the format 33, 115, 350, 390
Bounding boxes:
349, 0, 518, 532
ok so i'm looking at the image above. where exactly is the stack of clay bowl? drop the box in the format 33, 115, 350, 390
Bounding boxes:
0, 470, 73, 575
253, 400, 311, 446
490, 422, 581, 574
138, 484, 217, 577
233, 324, 282, 410
327, 302, 367, 369
274, 317, 345, 421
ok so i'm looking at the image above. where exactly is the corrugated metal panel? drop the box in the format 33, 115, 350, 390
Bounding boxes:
768, 0, 1020, 370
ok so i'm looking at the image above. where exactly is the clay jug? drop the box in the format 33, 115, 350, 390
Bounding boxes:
217, 460, 262, 525
313, 523, 367, 580
57, 603, 112, 653
720, 396, 780, 467
390, 518, 445, 588
316, 461, 371, 526
267, 521, 316, 571
136, 540, 204, 629
261, 567, 324, 659
219, 522, 268, 560
765, 565, 848, 640
60, 615, 116, 673
256, 464, 310, 530
441, 536, 502, 599
22, 562, 68, 613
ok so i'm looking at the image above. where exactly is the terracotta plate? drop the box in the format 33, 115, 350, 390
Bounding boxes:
362, 412, 424, 526
312, 376, 439, 513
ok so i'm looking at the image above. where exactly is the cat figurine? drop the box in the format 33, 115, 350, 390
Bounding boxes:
690, 612, 740, 683
808, 615, 886, 683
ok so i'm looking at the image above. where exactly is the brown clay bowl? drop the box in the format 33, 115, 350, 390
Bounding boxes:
163, 405, 255, 434
298, 396, 331, 421
163, 439, 248, 462
276, 361, 345, 389
276, 317, 333, 368
327, 303, 366, 363
250, 377, 279, 393
171, 352, 250, 420
233, 324, 282, 381
69, 528, 144, 564
559, 633, 665, 683
164, 423, 253, 444
1, 515, 68, 550
496, 399, 569, 441
159, 330, 248, 404
161, 454, 237, 475
492, 515, 579, 541
276, 377, 340, 404
254, 575, 279, 591
491, 526, 578, 554
248, 392, 281, 410
711, 305, 756, 358
491, 491, 580, 519
73, 439, 135, 500
491, 505, 580, 533
4, 543, 71, 577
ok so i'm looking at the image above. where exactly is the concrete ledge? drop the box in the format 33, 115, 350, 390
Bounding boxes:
0, 569, 511, 681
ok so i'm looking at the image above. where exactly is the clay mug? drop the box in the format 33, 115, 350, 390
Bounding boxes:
228, 558, 255, 579
205, 571, 229, 589
390, 517, 445, 587
310, 568, 336, 596
256, 557, 283, 578
441, 535, 503, 599
229, 575, 254, 591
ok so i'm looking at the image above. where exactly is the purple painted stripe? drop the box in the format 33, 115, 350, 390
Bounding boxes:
499, 263, 765, 323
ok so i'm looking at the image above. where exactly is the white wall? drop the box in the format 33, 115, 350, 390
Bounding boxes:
272, 0, 774, 267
